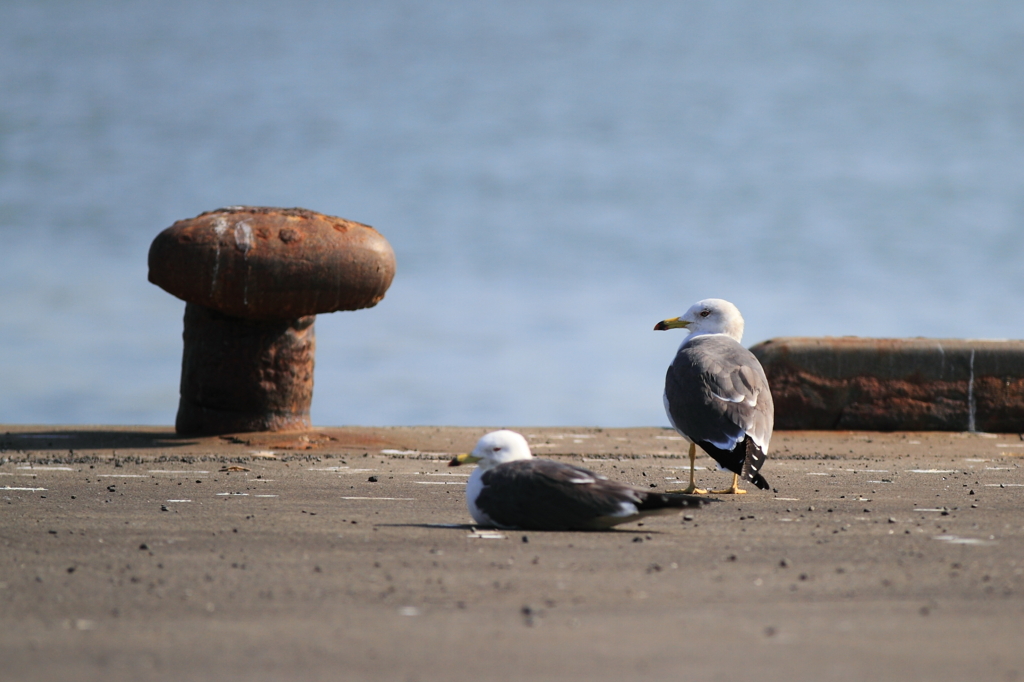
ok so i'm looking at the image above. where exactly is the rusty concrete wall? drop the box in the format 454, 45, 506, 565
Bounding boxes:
749, 337, 1024, 432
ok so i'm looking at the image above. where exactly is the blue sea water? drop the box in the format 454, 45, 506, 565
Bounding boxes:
1, 1, 1023, 427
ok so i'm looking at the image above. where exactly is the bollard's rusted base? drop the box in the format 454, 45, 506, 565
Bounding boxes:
175, 303, 315, 436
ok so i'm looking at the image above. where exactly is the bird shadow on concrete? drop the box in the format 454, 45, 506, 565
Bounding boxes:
373, 522, 681, 534
0, 429, 194, 451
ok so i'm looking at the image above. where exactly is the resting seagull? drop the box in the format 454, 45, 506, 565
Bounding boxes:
654, 298, 773, 494
449, 430, 704, 530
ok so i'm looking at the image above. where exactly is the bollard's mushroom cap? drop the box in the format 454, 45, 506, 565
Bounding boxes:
148, 206, 396, 320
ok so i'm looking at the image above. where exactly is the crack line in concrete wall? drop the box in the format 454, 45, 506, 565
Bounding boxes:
967, 348, 976, 432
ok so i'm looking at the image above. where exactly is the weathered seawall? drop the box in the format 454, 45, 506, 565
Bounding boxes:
752, 337, 1024, 432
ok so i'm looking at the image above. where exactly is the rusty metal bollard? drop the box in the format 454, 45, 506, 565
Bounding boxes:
148, 206, 396, 436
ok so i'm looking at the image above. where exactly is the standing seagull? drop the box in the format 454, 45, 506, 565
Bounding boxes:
449, 430, 704, 530
654, 299, 773, 494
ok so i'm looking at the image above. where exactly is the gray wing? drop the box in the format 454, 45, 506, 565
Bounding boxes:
664, 334, 774, 454
476, 460, 644, 530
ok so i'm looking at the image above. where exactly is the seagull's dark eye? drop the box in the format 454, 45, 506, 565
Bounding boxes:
700, 309, 711, 318
492, 447, 501, 452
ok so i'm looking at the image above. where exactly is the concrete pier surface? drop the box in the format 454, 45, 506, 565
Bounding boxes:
3, 425, 1023, 682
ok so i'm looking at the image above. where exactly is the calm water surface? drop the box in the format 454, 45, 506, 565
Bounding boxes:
2, 1, 1023, 426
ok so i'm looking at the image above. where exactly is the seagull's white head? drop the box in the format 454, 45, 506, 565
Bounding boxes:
654, 298, 745, 342
449, 429, 533, 471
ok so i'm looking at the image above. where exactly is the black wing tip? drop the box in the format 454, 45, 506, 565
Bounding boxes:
750, 473, 770, 490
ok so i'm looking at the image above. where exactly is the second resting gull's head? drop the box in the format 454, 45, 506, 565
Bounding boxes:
449, 429, 533, 470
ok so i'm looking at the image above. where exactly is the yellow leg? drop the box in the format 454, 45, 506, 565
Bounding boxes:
667, 443, 708, 494
711, 472, 748, 495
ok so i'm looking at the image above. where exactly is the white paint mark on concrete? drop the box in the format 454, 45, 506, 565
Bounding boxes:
149, 470, 210, 474
933, 534, 995, 546
338, 496, 414, 500
467, 530, 506, 539
16, 466, 74, 471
